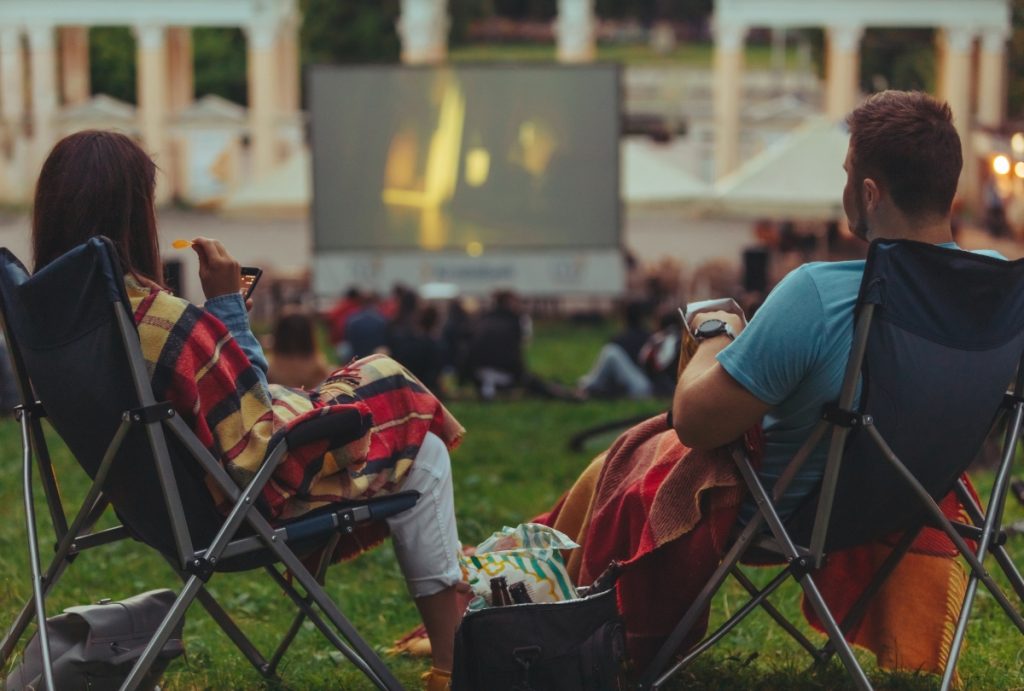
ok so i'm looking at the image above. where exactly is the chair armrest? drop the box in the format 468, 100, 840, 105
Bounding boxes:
284, 406, 371, 450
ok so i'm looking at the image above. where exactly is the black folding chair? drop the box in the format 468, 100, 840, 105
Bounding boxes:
0, 237, 419, 691
639, 240, 1024, 690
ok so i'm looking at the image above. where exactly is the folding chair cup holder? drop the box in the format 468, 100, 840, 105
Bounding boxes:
639, 240, 1024, 691
0, 237, 420, 691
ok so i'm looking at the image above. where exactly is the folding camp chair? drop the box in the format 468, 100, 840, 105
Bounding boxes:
0, 237, 419, 691
639, 239, 1024, 691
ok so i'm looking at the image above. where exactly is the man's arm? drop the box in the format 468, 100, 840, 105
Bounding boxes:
672, 311, 771, 450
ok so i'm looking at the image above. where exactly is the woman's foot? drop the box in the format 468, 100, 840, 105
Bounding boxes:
422, 666, 451, 691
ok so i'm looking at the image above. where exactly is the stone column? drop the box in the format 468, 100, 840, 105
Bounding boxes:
397, 0, 448, 64
825, 24, 863, 121
0, 28, 23, 200
246, 21, 279, 181
0, 28, 24, 132
134, 24, 171, 204
59, 26, 90, 106
166, 27, 193, 114
939, 27, 977, 206
977, 28, 1008, 130
712, 21, 747, 180
27, 25, 58, 175
278, 15, 301, 114
555, 0, 596, 63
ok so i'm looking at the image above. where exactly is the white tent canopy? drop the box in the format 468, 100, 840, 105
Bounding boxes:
713, 118, 850, 220
221, 147, 310, 217
621, 137, 710, 206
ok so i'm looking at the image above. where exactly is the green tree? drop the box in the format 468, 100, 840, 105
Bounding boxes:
89, 27, 135, 103
300, 0, 401, 65
1009, 0, 1024, 119
192, 28, 247, 105
859, 29, 935, 94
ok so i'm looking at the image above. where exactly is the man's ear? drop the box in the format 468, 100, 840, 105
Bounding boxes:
862, 177, 881, 212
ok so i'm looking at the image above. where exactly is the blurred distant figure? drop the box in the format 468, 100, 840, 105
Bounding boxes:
385, 291, 444, 394
389, 304, 445, 394
267, 311, 329, 390
342, 292, 388, 360
577, 300, 653, 399
466, 290, 580, 401
465, 289, 526, 399
440, 297, 475, 387
325, 286, 362, 357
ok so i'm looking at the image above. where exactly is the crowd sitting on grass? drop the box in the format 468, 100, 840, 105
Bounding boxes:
8, 89, 1013, 690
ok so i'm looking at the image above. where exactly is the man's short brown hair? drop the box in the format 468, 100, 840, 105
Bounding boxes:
846, 90, 962, 218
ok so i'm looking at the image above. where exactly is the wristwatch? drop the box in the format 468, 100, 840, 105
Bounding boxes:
693, 318, 735, 342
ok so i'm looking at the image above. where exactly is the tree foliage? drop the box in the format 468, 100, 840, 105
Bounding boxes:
1010, 0, 1024, 119
192, 28, 247, 105
88, 27, 135, 103
300, 0, 401, 65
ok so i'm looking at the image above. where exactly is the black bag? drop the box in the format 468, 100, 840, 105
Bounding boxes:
4, 589, 185, 691
451, 577, 626, 691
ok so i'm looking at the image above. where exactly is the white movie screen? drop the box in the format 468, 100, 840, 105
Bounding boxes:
310, 64, 620, 254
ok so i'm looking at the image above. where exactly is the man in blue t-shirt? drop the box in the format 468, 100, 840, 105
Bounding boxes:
672, 90, 999, 521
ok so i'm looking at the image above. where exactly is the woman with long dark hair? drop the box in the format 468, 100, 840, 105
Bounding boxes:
31, 130, 463, 690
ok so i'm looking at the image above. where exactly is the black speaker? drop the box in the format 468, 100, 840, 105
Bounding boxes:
742, 247, 769, 294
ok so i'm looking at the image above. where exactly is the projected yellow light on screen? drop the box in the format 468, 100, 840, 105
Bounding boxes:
466, 241, 484, 257
465, 147, 490, 187
382, 77, 465, 210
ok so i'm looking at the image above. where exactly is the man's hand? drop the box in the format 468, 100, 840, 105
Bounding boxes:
690, 310, 745, 338
191, 237, 242, 300
674, 310, 768, 450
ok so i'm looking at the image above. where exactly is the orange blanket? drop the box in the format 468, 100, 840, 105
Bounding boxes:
536, 414, 969, 676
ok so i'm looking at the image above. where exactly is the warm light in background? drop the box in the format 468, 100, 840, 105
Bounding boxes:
1014, 162, 1024, 179
1012, 133, 1024, 155
993, 154, 1011, 176
466, 241, 484, 257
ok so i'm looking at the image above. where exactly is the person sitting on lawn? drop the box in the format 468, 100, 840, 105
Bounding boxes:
266, 309, 331, 390
30, 130, 464, 691
538, 90, 1000, 677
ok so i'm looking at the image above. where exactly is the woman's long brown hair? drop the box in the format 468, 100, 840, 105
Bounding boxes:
31, 130, 162, 282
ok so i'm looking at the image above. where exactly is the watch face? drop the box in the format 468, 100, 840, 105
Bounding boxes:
696, 319, 726, 337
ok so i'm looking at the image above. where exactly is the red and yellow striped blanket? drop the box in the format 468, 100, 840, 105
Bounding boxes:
126, 278, 464, 530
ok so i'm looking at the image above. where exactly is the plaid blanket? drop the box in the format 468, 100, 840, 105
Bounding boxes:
126, 278, 464, 527
536, 414, 969, 678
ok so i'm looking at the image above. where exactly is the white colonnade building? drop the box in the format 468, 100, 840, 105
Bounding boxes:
399, 0, 1012, 207
712, 0, 1011, 203
0, 0, 301, 204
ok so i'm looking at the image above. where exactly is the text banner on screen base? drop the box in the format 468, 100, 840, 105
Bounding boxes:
313, 249, 625, 298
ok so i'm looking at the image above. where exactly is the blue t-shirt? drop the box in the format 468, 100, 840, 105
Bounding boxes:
718, 243, 1003, 521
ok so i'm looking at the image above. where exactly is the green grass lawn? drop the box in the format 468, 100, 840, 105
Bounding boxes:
1, 320, 1023, 689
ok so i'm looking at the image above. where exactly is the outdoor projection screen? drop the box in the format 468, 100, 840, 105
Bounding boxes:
310, 64, 623, 297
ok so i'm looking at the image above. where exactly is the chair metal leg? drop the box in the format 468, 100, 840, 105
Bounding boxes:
817, 526, 920, 663
159, 555, 273, 677
120, 576, 204, 691
639, 517, 766, 690
194, 585, 274, 677
731, 568, 824, 661
267, 534, 341, 675
262, 564, 385, 685
797, 573, 872, 691
19, 412, 55, 691
668, 567, 801, 675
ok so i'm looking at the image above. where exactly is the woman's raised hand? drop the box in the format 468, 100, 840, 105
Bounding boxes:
191, 237, 242, 300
